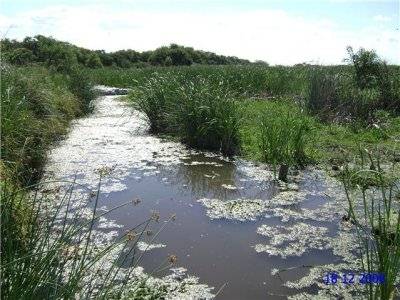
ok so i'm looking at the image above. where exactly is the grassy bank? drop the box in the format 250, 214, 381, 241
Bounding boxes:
0, 65, 102, 299
240, 99, 400, 166
110, 55, 399, 168
1, 65, 95, 186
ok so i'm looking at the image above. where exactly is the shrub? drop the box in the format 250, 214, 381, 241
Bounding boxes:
346, 46, 383, 89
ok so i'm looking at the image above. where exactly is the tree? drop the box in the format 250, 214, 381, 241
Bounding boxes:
346, 46, 382, 89
85, 53, 103, 68
4, 48, 35, 65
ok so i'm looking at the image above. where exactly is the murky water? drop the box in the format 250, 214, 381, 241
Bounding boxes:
42, 89, 362, 299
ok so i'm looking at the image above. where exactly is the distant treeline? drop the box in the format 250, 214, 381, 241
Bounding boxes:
1, 35, 254, 70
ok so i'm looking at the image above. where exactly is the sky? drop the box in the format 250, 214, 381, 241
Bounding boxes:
0, 0, 399, 65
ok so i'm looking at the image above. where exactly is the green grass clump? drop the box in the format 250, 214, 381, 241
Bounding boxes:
168, 78, 240, 155
130, 74, 241, 156
132, 75, 179, 133
257, 101, 311, 169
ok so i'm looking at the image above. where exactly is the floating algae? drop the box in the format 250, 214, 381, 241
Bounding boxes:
197, 198, 268, 221
220, 184, 239, 190
40, 90, 215, 299
136, 241, 166, 251
118, 267, 215, 300
43, 93, 191, 194
254, 223, 331, 258
183, 161, 224, 167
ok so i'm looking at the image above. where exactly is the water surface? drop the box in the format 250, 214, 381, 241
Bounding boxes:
43, 91, 360, 299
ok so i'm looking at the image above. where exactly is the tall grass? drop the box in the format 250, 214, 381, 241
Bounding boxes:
131, 75, 178, 133
306, 50, 400, 123
1, 65, 95, 185
131, 74, 241, 156
341, 148, 400, 299
307, 69, 340, 120
258, 101, 311, 175
88, 65, 313, 98
168, 78, 240, 155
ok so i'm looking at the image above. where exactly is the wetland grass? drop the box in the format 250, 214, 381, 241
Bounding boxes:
1, 65, 96, 185
0, 178, 164, 299
258, 101, 311, 179
130, 74, 241, 156
341, 149, 400, 299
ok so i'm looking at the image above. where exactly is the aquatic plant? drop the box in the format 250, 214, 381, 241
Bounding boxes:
258, 101, 311, 177
341, 149, 400, 300
130, 74, 241, 156
0, 174, 191, 299
168, 78, 241, 155
0, 178, 153, 299
130, 75, 178, 133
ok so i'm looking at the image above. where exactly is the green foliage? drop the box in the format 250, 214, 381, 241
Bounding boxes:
168, 78, 240, 155
341, 149, 400, 300
307, 69, 340, 119
307, 50, 400, 123
258, 101, 311, 168
0, 179, 155, 299
66, 67, 97, 114
0, 65, 93, 186
85, 53, 103, 68
346, 46, 383, 89
131, 75, 177, 133
2, 36, 250, 69
130, 73, 241, 155
3, 48, 35, 65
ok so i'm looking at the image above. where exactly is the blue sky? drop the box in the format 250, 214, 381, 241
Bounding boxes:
1, 0, 398, 64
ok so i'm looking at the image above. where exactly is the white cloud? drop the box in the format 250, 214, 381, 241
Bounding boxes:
373, 14, 392, 22
0, 4, 398, 65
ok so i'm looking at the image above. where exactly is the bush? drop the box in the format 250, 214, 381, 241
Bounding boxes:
346, 46, 382, 89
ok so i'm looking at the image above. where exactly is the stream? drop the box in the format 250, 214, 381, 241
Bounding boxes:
41, 87, 362, 299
